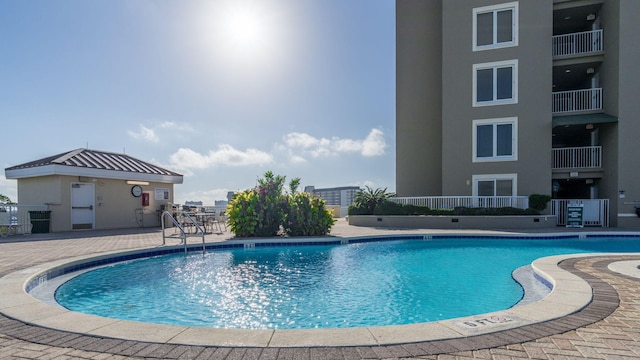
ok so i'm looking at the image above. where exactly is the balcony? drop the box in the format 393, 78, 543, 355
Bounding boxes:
553, 29, 603, 58
552, 88, 602, 114
552, 146, 602, 170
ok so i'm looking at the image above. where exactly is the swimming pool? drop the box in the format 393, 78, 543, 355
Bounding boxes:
53, 234, 640, 330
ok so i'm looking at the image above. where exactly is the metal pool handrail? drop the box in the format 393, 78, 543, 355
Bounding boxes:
161, 211, 205, 253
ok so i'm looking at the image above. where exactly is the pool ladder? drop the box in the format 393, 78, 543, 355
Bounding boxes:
161, 211, 206, 253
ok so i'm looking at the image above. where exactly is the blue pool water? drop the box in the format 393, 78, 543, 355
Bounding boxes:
55, 236, 640, 329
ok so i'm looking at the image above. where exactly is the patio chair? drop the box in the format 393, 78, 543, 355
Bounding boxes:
217, 210, 228, 231
176, 212, 195, 234
205, 212, 222, 234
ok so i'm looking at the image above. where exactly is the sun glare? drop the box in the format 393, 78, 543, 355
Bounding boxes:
197, 1, 287, 73
223, 7, 267, 55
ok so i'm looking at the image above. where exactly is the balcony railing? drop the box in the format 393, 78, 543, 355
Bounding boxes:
553, 29, 603, 57
390, 196, 529, 210
552, 88, 602, 113
552, 146, 602, 169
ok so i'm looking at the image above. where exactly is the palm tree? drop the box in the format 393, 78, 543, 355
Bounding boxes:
353, 186, 395, 213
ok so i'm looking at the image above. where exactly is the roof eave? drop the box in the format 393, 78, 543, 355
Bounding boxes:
5, 164, 183, 184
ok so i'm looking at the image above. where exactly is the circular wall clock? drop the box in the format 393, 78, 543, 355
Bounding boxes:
131, 185, 143, 197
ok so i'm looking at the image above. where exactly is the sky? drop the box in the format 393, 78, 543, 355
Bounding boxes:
0, 0, 396, 205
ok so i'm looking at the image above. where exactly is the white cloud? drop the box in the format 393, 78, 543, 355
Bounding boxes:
160, 121, 177, 129
283, 133, 323, 148
169, 148, 211, 170
210, 144, 273, 167
159, 121, 195, 132
127, 124, 159, 143
168, 145, 273, 171
333, 138, 362, 153
127, 121, 195, 144
361, 128, 386, 156
282, 128, 387, 159
290, 155, 307, 164
163, 129, 385, 175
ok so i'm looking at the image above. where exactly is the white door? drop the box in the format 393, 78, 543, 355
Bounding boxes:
71, 183, 95, 230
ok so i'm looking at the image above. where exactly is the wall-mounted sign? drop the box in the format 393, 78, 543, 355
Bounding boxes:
155, 188, 170, 200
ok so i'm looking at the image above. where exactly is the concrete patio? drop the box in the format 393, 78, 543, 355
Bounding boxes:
1, 218, 640, 359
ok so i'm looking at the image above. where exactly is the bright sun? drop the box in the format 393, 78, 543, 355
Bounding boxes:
200, 1, 285, 71
223, 7, 267, 55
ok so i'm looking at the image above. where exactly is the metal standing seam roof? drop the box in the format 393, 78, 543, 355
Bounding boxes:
5, 148, 182, 178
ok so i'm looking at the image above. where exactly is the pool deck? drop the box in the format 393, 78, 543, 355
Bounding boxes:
2, 218, 640, 359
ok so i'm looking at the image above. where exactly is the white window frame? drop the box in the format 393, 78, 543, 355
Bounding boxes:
472, 174, 518, 197
473, 59, 518, 107
473, 2, 519, 51
472, 117, 518, 162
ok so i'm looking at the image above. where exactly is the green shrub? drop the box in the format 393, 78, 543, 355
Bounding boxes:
529, 194, 552, 212
348, 204, 370, 215
227, 172, 335, 238
373, 200, 405, 215
226, 190, 260, 237
284, 192, 335, 236
226, 172, 287, 237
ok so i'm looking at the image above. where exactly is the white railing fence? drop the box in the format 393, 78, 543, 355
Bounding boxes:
0, 204, 49, 236
550, 199, 609, 227
552, 29, 603, 57
552, 146, 602, 169
390, 196, 529, 210
552, 88, 602, 113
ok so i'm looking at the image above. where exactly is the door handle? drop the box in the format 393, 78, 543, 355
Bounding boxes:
72, 206, 94, 210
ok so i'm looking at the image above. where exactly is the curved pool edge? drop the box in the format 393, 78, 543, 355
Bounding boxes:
0, 234, 630, 348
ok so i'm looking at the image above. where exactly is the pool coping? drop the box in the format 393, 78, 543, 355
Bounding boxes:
0, 234, 636, 348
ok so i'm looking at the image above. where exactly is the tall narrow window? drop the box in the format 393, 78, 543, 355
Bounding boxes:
473, 117, 517, 162
473, 2, 519, 51
473, 60, 518, 106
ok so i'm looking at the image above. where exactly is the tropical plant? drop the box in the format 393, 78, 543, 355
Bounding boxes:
253, 171, 288, 236
226, 172, 287, 237
284, 191, 335, 237
288, 177, 301, 195
226, 190, 260, 237
226, 172, 335, 237
352, 186, 396, 214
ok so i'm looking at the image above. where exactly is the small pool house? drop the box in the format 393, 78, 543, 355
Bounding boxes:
4, 148, 183, 233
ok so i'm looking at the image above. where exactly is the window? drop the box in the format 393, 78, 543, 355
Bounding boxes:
472, 174, 517, 197
473, 60, 518, 106
473, 117, 517, 162
473, 2, 518, 51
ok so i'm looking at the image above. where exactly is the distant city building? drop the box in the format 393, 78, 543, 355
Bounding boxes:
304, 186, 361, 207
226, 192, 235, 202
185, 201, 203, 206
214, 200, 228, 206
